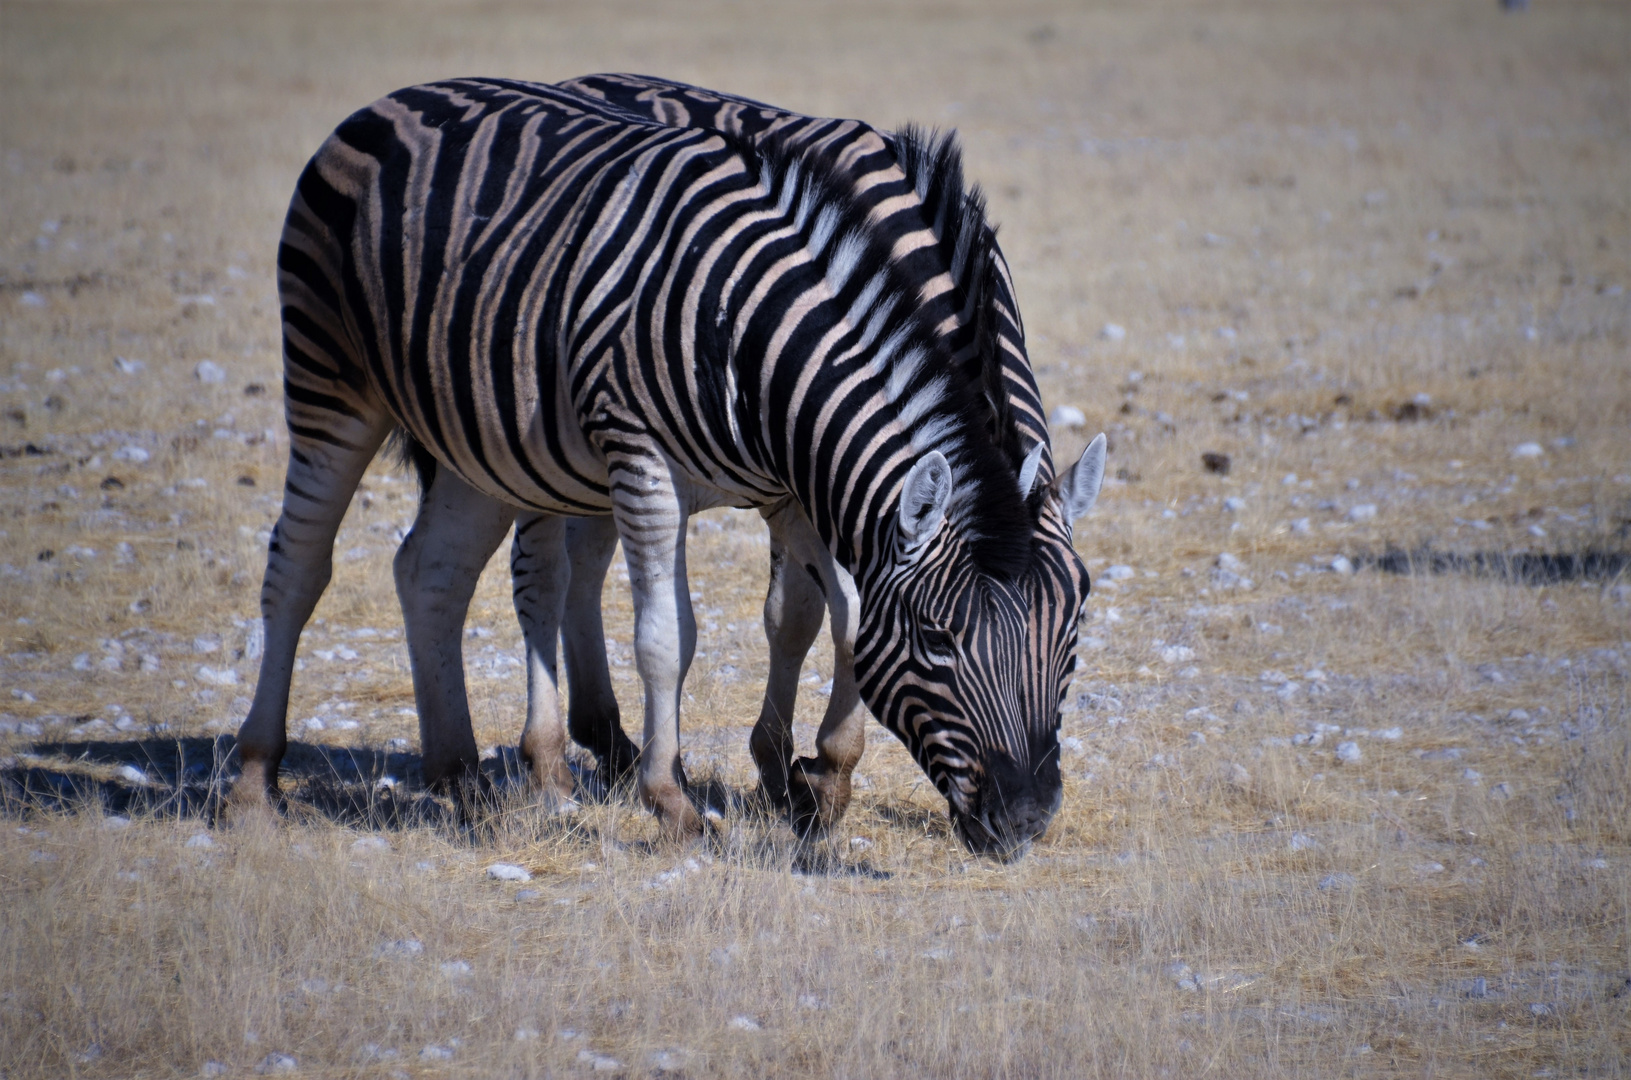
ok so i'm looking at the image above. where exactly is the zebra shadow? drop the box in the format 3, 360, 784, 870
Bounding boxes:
0, 734, 609, 833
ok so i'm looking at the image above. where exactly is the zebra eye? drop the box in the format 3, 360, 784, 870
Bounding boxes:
920, 626, 956, 662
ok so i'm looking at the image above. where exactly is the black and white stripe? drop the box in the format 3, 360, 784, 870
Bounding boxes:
236, 76, 1105, 852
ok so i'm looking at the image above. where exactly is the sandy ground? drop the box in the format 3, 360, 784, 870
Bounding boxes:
1, 1, 1628, 1077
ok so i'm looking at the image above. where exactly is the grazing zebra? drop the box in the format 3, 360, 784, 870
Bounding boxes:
511, 74, 1068, 837
236, 76, 1104, 854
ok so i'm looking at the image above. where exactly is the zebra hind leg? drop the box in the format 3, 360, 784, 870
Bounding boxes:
393, 466, 515, 801
560, 516, 638, 783
233, 417, 391, 813
510, 512, 580, 811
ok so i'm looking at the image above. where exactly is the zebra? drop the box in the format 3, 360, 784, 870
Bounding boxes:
503, 74, 1069, 837
234, 76, 1105, 855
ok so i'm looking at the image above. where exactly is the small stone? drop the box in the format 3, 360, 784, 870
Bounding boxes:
1050, 405, 1087, 430
351, 836, 389, 854
1100, 322, 1127, 342
1376, 727, 1403, 740
1318, 873, 1356, 891
849, 836, 873, 851
254, 1053, 298, 1074
1346, 503, 1377, 522
1290, 517, 1311, 535
1222, 496, 1246, 512
486, 862, 532, 882
1511, 442, 1544, 459
515, 888, 541, 902
576, 1050, 624, 1071
1103, 564, 1135, 580
1528, 1002, 1552, 1017
1335, 741, 1362, 764
1414, 862, 1445, 874
1289, 832, 1320, 852
419, 1045, 453, 1061
201, 1061, 229, 1077
184, 832, 215, 849
103, 815, 131, 830
1462, 768, 1482, 782
1585, 857, 1609, 870
1222, 762, 1251, 785
117, 765, 149, 785
20, 290, 47, 307
113, 444, 150, 464
439, 961, 471, 977
1489, 783, 1513, 800
373, 939, 424, 959
514, 1027, 540, 1042
195, 361, 227, 385
1159, 645, 1195, 665
1329, 555, 1353, 575
729, 1015, 761, 1031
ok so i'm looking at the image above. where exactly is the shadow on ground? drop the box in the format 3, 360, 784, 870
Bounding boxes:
0, 735, 602, 831
1357, 547, 1628, 585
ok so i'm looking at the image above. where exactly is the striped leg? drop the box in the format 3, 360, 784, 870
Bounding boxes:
560, 517, 638, 779
234, 415, 391, 809
510, 512, 579, 810
757, 504, 868, 836
606, 448, 702, 841
393, 467, 515, 792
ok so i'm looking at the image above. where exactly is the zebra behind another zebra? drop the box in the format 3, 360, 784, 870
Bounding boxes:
236, 76, 1104, 855
503, 74, 1073, 840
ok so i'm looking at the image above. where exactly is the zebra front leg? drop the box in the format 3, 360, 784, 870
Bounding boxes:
788, 571, 867, 837
233, 418, 390, 812
393, 468, 515, 794
608, 452, 703, 842
510, 513, 578, 811
561, 515, 637, 781
774, 511, 867, 837
750, 502, 827, 813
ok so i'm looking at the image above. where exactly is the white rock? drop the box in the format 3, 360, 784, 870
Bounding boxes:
419, 1045, 453, 1061
113, 444, 150, 464
350, 836, 389, 854
184, 832, 215, 849
1317, 873, 1356, 891
849, 836, 873, 851
486, 862, 532, 882
113, 356, 145, 375
1328, 555, 1354, 575
201, 1061, 228, 1076
577, 1050, 624, 1071
1222, 496, 1246, 512
196, 665, 239, 686
373, 939, 423, 959
1050, 405, 1087, 430
1159, 645, 1195, 665
1290, 517, 1311, 535
728, 1015, 762, 1032
1288, 832, 1320, 852
195, 361, 227, 384
439, 960, 471, 977
1335, 741, 1362, 764
1376, 727, 1403, 740
1100, 322, 1127, 342
514, 1027, 540, 1042
1347, 504, 1377, 522
117, 765, 149, 785
1103, 564, 1135, 580
1215, 552, 1244, 572
253, 1053, 297, 1074
1511, 442, 1544, 459
102, 816, 131, 830
20, 291, 47, 307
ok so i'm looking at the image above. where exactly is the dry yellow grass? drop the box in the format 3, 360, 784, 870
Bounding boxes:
2, 1, 1628, 1076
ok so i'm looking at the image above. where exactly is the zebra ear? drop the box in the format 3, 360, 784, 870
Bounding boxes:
1016, 441, 1046, 498
896, 450, 952, 551
1051, 433, 1106, 521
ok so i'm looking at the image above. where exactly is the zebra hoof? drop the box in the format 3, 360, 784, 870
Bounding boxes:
787, 757, 851, 838
223, 759, 282, 820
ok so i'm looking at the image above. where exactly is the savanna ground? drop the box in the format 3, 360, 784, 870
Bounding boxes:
2, 1, 1628, 1076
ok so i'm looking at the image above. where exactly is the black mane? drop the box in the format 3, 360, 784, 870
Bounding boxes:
730, 129, 1033, 579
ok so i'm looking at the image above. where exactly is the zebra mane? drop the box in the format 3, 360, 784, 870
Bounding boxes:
732, 130, 1034, 580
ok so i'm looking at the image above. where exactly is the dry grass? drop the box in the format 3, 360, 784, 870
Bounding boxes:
2, 0, 1628, 1076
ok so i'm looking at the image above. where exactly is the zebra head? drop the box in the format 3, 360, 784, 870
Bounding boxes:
854, 434, 1107, 859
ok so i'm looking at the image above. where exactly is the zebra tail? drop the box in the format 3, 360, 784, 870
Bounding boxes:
384, 426, 438, 503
